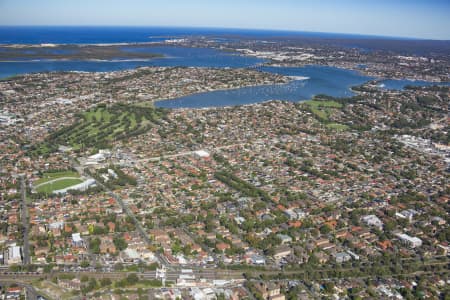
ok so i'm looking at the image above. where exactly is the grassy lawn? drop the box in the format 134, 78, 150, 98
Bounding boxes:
326, 123, 349, 131
36, 178, 83, 194
305, 100, 343, 121
305, 100, 348, 131
310, 107, 328, 120
34, 171, 80, 185
305, 100, 342, 122
86, 107, 113, 123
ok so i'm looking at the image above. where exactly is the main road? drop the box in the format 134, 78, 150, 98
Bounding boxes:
20, 174, 31, 265
136, 140, 270, 163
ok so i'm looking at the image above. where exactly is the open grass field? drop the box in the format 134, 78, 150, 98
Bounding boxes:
33, 171, 80, 186
36, 178, 83, 194
306, 100, 343, 121
305, 100, 348, 130
326, 123, 349, 131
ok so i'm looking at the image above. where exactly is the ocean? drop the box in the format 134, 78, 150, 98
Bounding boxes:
0, 26, 398, 45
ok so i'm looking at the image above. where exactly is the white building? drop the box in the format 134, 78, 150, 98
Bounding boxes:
396, 209, 419, 222
72, 233, 83, 247
107, 169, 118, 179
294, 208, 307, 219
84, 150, 111, 166
335, 252, 352, 263
361, 215, 383, 230
49, 221, 64, 229
277, 234, 293, 245
283, 209, 298, 220
347, 250, 360, 261
395, 233, 422, 248
53, 179, 96, 195
250, 254, 266, 265
194, 150, 210, 158
6, 244, 22, 265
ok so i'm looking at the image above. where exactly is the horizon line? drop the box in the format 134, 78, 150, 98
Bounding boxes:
1, 25, 448, 41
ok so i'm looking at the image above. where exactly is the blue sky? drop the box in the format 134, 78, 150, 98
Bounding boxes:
1, 0, 449, 39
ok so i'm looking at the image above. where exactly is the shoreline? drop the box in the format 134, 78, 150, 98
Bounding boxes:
0, 58, 161, 63
0, 41, 164, 48
152, 80, 293, 107
266, 61, 449, 83
157, 99, 307, 111
1, 43, 447, 83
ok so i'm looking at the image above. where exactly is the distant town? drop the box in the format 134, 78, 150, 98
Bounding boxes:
0, 35, 449, 300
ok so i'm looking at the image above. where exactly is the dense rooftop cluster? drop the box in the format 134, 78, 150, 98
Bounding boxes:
0, 54, 448, 298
